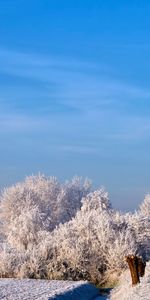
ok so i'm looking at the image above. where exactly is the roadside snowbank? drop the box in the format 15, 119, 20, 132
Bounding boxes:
110, 261, 150, 300
0, 279, 100, 300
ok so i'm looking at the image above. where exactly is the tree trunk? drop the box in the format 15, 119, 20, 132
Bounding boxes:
125, 255, 140, 286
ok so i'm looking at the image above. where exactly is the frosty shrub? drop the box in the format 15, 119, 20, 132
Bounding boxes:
126, 195, 150, 261
139, 194, 150, 217
46, 189, 137, 284
0, 242, 27, 278
0, 174, 149, 285
0, 175, 91, 250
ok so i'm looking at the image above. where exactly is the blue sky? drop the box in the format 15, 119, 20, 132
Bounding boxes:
1, 1, 150, 210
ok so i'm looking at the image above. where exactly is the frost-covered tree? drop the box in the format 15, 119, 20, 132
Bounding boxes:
139, 194, 150, 217
0, 175, 149, 285
127, 214, 150, 260
0, 174, 91, 250
47, 189, 137, 284
121, 194, 150, 261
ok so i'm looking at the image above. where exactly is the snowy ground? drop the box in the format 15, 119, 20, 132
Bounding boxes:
0, 279, 108, 300
110, 261, 150, 300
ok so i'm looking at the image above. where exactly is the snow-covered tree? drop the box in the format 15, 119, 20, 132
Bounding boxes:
47, 189, 137, 284
0, 174, 149, 285
0, 174, 91, 250
139, 194, 150, 217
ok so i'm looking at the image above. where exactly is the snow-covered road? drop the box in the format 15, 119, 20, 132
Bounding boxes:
0, 279, 108, 300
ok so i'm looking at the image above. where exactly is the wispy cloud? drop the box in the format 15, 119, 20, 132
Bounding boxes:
0, 47, 150, 110
59, 145, 98, 154
0, 111, 50, 132
1, 47, 150, 143
107, 118, 150, 142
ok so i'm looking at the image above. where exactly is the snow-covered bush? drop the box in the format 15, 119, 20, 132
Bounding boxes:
0, 242, 27, 278
45, 189, 137, 284
136, 194, 150, 259
0, 175, 91, 250
139, 194, 150, 217
126, 213, 150, 261
123, 195, 150, 261
0, 174, 149, 285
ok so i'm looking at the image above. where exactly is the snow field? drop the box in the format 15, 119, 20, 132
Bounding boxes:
0, 279, 100, 300
110, 261, 150, 300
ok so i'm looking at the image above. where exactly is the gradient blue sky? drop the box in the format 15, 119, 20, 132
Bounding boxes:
0, 0, 150, 210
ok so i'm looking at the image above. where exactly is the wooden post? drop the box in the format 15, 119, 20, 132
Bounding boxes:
125, 255, 140, 285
